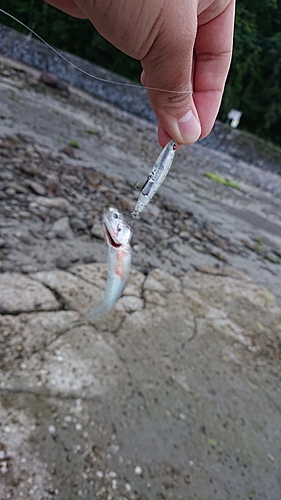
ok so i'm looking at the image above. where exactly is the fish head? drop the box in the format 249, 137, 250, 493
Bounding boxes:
103, 206, 132, 248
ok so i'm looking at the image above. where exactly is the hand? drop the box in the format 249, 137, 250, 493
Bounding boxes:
45, 0, 235, 146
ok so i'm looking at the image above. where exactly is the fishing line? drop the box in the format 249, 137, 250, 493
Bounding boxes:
0, 8, 193, 96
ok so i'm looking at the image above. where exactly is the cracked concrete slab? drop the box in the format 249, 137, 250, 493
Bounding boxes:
0, 273, 60, 313
1, 264, 281, 499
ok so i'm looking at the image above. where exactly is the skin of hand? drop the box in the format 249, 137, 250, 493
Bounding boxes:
45, 0, 235, 146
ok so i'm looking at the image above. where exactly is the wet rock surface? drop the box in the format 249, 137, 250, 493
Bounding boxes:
0, 55, 281, 499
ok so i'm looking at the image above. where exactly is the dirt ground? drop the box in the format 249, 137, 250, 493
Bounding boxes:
0, 55, 281, 500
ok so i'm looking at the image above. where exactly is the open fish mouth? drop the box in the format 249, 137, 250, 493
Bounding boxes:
103, 223, 122, 248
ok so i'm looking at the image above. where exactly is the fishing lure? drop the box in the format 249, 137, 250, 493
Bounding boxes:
131, 139, 177, 218
77, 206, 132, 324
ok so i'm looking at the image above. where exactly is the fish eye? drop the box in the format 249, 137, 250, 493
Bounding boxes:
112, 212, 119, 219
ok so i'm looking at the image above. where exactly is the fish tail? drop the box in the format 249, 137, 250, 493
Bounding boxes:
76, 300, 111, 326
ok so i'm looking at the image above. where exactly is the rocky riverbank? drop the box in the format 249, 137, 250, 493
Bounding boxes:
1, 22, 281, 175
0, 54, 281, 500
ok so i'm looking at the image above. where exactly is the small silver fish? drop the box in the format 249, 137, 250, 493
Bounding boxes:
77, 206, 132, 324
131, 139, 177, 218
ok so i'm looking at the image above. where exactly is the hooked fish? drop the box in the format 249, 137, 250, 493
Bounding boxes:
131, 139, 177, 218
76, 206, 132, 324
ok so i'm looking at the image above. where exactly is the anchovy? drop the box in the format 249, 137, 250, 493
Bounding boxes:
76, 206, 132, 324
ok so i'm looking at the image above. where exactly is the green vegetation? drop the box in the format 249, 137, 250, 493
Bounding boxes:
1, 0, 281, 146
218, 0, 281, 147
69, 140, 80, 148
208, 439, 217, 447
86, 128, 98, 135
205, 172, 240, 189
266, 253, 280, 264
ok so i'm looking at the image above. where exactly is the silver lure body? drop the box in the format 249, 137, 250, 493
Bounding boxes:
81, 206, 132, 323
131, 139, 177, 217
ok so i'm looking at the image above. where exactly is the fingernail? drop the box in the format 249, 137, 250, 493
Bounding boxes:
178, 110, 201, 143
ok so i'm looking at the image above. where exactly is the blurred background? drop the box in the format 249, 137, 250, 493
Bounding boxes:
0, 0, 281, 147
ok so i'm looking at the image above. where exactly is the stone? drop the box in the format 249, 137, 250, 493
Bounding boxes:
179, 231, 191, 239
194, 231, 204, 240
172, 243, 185, 255
51, 217, 72, 239
45, 175, 60, 196
18, 232, 35, 245
28, 181, 46, 196
31, 269, 102, 313
83, 254, 97, 264
0, 273, 59, 313
90, 222, 104, 239
35, 196, 69, 209
70, 217, 87, 232
56, 257, 71, 270
144, 268, 181, 294
39, 72, 59, 86
62, 145, 76, 158
21, 265, 38, 274
7, 181, 28, 194
5, 187, 16, 196
19, 162, 39, 175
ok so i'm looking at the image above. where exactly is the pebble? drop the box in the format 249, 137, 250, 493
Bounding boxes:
211, 250, 227, 262
267, 453, 275, 462
8, 181, 28, 194
193, 244, 206, 253
90, 223, 104, 239
106, 471, 117, 479
194, 231, 203, 240
28, 181, 46, 196
70, 217, 88, 232
18, 210, 31, 218
45, 175, 60, 196
39, 72, 59, 86
1, 171, 13, 180
18, 233, 34, 245
62, 145, 76, 158
39, 73, 69, 95
134, 465, 142, 475
83, 254, 97, 264
51, 216, 72, 239
35, 196, 69, 209
48, 425, 56, 434
6, 187, 16, 196
21, 264, 38, 273
179, 231, 191, 239
19, 163, 39, 176
179, 413, 187, 420
56, 257, 71, 269
172, 243, 184, 255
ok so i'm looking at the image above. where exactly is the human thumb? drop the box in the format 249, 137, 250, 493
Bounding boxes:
140, 3, 201, 146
